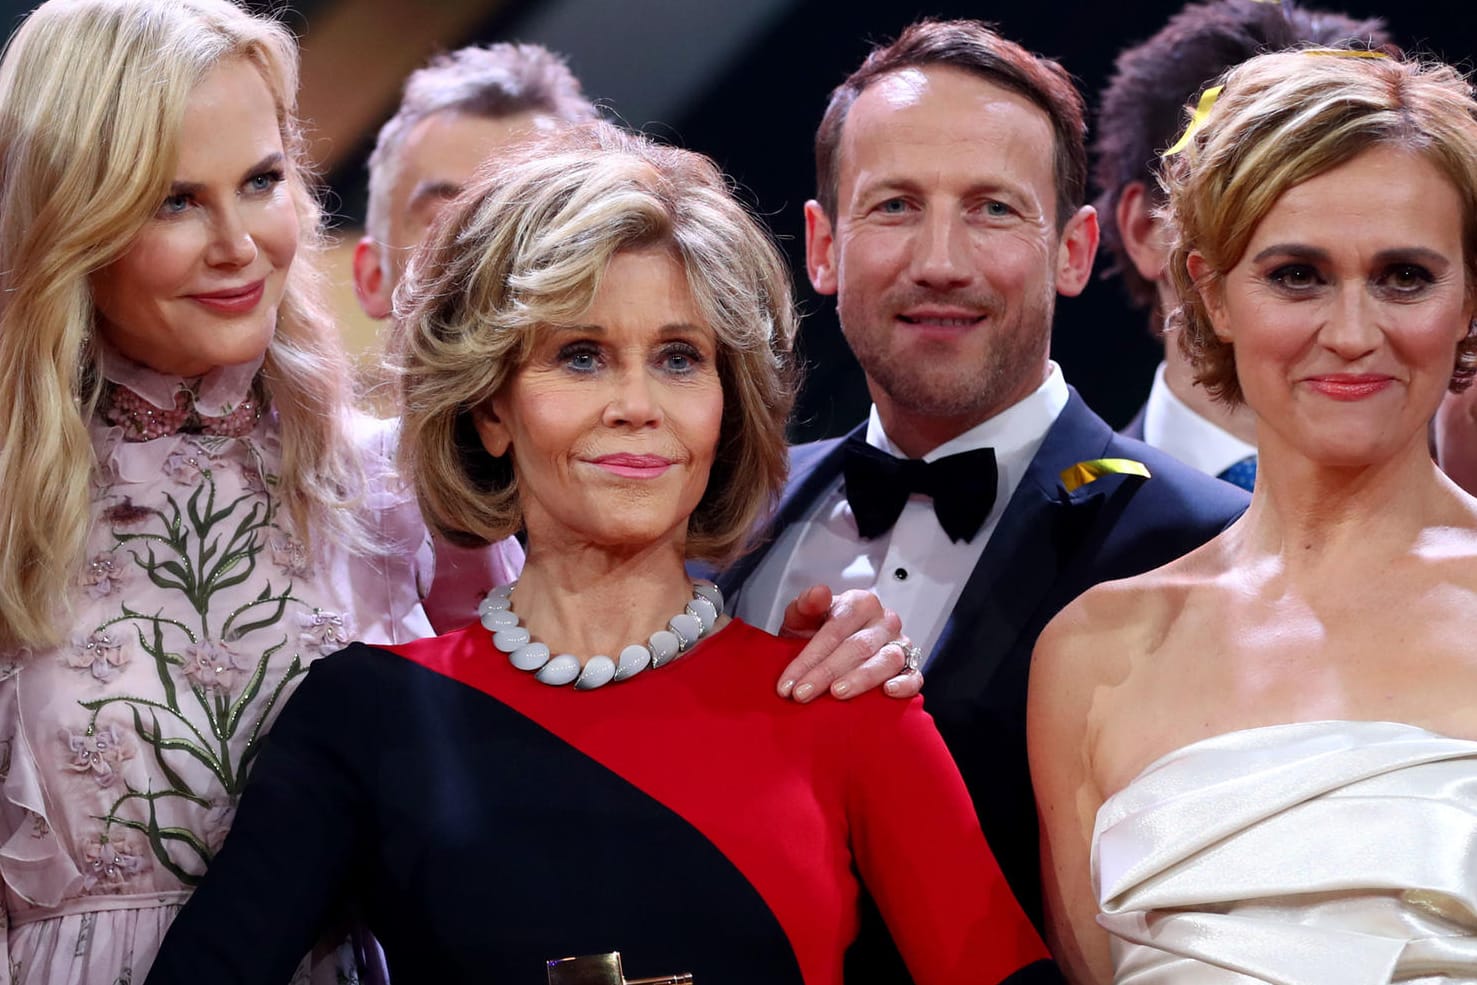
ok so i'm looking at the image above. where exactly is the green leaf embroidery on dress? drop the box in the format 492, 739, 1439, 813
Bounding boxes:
79, 448, 324, 886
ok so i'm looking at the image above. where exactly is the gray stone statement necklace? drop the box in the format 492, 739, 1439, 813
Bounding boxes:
479, 580, 724, 690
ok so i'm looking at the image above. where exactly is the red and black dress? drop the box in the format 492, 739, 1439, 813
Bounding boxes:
144, 619, 1055, 984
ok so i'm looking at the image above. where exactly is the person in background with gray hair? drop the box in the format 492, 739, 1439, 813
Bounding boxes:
352, 42, 599, 320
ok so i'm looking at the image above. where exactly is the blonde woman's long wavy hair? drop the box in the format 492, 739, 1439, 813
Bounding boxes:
0, 0, 366, 649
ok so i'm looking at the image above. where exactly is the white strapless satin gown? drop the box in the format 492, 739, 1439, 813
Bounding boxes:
1092, 721, 1477, 984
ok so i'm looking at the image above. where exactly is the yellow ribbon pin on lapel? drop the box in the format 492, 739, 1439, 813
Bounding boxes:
1060, 458, 1151, 494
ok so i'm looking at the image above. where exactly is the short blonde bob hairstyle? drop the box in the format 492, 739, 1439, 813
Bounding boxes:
0, 0, 364, 648
1162, 48, 1477, 405
393, 123, 798, 566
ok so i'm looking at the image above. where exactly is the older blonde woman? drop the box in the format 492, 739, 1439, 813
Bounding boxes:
144, 123, 1055, 985
1029, 48, 1477, 984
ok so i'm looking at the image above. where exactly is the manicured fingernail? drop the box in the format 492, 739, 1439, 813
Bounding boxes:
794, 682, 815, 702
778, 678, 796, 697
884, 680, 901, 696
832, 680, 851, 698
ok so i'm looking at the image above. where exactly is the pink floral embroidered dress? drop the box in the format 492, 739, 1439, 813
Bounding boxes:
0, 352, 504, 984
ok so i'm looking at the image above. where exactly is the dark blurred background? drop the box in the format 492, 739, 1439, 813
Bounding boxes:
2, 0, 1470, 439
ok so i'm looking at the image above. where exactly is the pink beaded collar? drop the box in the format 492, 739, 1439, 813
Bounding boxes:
96, 343, 265, 442
100, 385, 262, 441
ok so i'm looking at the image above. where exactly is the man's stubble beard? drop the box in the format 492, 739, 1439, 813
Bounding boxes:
839, 286, 1054, 423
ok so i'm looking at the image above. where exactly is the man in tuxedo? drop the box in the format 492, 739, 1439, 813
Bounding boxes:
1095, 0, 1387, 488
722, 18, 1248, 932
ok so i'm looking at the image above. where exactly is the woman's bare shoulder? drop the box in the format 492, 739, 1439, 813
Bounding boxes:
1032, 545, 1232, 721
1046, 551, 1212, 648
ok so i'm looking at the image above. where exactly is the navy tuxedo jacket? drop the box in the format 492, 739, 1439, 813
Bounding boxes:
1120, 402, 1147, 441
719, 390, 1247, 931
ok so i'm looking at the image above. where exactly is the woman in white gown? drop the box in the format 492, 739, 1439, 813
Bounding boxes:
1028, 47, 1477, 985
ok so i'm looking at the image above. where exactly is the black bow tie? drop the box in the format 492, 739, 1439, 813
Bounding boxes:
841, 437, 998, 544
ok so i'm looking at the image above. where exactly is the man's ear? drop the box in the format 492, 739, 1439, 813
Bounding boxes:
1185, 252, 1231, 341
804, 200, 839, 296
1117, 181, 1171, 285
471, 400, 512, 458
352, 236, 394, 321
1054, 205, 1100, 298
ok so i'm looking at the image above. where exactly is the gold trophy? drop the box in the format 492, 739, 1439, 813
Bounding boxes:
546, 952, 693, 985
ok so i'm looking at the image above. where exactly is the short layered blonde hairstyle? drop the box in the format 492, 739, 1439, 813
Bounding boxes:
1161, 48, 1477, 404
393, 123, 798, 566
0, 0, 364, 648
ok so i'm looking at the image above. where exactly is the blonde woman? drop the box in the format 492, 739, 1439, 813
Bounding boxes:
1029, 48, 1477, 984
0, 1, 521, 981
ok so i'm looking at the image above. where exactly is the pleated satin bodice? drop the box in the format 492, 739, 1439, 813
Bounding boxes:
1093, 720, 1477, 984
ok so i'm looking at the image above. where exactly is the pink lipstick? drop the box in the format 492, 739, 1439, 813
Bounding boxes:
590, 453, 674, 479
1305, 374, 1393, 401
189, 280, 265, 314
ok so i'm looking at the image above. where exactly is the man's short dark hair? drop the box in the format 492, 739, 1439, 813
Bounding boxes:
815, 19, 1088, 229
1093, 0, 1387, 309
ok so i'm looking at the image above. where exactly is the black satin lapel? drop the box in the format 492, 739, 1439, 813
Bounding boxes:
716, 430, 856, 598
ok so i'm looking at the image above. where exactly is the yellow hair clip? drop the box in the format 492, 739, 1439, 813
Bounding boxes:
1302, 47, 1389, 59
1059, 458, 1151, 494
1162, 84, 1224, 158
